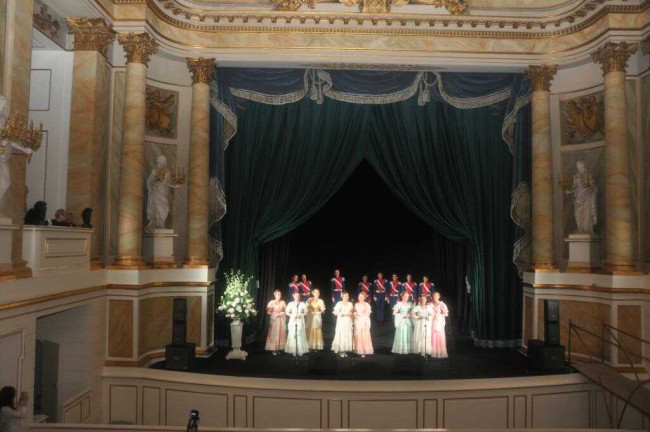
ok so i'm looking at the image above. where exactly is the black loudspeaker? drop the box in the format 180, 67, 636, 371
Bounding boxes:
172, 322, 187, 345
308, 353, 338, 376
173, 298, 187, 322
544, 299, 560, 323
392, 355, 424, 376
544, 322, 561, 346
165, 343, 195, 371
527, 340, 565, 370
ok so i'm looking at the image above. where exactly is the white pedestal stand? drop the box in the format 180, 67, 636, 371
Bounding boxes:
0, 217, 18, 278
143, 228, 177, 268
226, 320, 248, 360
565, 233, 602, 271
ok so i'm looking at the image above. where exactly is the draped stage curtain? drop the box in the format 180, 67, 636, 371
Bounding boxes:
210, 69, 532, 348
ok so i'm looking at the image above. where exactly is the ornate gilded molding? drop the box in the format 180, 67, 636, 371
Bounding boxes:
187, 57, 215, 84
151, 0, 649, 37
272, 0, 466, 14
524, 65, 558, 92
67, 17, 115, 55
591, 41, 638, 74
641, 37, 650, 56
117, 32, 158, 65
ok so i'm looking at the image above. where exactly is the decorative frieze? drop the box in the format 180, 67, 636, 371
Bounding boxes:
641, 37, 650, 56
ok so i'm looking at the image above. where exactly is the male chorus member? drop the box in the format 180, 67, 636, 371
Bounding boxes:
353, 292, 373, 357
265, 289, 287, 355
388, 274, 402, 310
287, 274, 300, 300
411, 294, 433, 356
306, 288, 326, 350
431, 291, 449, 359
392, 292, 413, 354
402, 274, 417, 301
285, 292, 309, 356
358, 275, 372, 300
418, 276, 433, 301
373, 272, 388, 323
332, 291, 354, 357
299, 274, 312, 301
331, 269, 346, 304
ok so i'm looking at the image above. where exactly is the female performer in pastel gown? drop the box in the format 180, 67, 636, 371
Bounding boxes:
431, 291, 449, 359
306, 288, 326, 350
285, 292, 309, 356
411, 294, 433, 356
332, 291, 354, 357
265, 289, 287, 355
353, 292, 373, 357
392, 292, 413, 354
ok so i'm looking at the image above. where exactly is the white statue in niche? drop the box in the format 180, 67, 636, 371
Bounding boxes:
145, 155, 184, 232
565, 160, 598, 234
0, 96, 33, 220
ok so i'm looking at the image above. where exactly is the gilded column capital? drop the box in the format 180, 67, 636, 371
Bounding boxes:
641, 38, 650, 56
187, 57, 215, 84
117, 33, 158, 65
66, 17, 115, 55
524, 65, 558, 92
591, 42, 638, 74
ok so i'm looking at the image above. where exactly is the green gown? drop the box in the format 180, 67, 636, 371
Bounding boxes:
391, 302, 413, 354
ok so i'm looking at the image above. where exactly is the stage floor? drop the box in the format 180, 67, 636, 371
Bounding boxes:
153, 318, 570, 380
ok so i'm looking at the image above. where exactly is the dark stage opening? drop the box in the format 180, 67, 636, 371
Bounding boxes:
277, 160, 470, 331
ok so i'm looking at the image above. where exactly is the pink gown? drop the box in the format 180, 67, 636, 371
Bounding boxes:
431, 301, 448, 358
265, 300, 287, 351
353, 302, 373, 355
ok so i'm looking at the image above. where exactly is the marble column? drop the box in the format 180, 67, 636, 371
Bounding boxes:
591, 42, 638, 272
113, 33, 157, 268
524, 65, 558, 270
66, 18, 114, 267
184, 57, 214, 268
0, 0, 34, 279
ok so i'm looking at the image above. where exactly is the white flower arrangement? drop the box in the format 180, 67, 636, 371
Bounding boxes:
217, 270, 258, 322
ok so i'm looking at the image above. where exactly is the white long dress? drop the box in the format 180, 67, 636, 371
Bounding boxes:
411, 304, 434, 356
285, 301, 309, 356
332, 301, 354, 353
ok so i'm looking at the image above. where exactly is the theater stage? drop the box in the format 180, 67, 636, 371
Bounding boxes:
152, 318, 569, 380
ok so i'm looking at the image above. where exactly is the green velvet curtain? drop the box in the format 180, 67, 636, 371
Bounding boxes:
223, 97, 521, 345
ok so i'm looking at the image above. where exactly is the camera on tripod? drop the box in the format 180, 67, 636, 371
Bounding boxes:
186, 409, 200, 432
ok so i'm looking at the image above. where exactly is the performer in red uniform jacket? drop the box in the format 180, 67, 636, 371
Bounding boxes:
330, 269, 345, 304
402, 274, 417, 301
358, 275, 372, 300
287, 274, 300, 300
299, 274, 312, 301
388, 273, 401, 309
417, 276, 434, 301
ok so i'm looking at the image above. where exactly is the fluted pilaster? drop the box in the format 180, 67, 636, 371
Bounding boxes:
113, 33, 157, 268
524, 64, 558, 270
184, 57, 214, 267
591, 42, 637, 272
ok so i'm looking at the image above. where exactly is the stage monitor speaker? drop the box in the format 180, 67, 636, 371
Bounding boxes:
544, 322, 560, 346
172, 322, 187, 345
308, 353, 338, 376
392, 355, 424, 376
527, 341, 565, 371
173, 298, 187, 322
544, 299, 560, 323
165, 343, 195, 371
